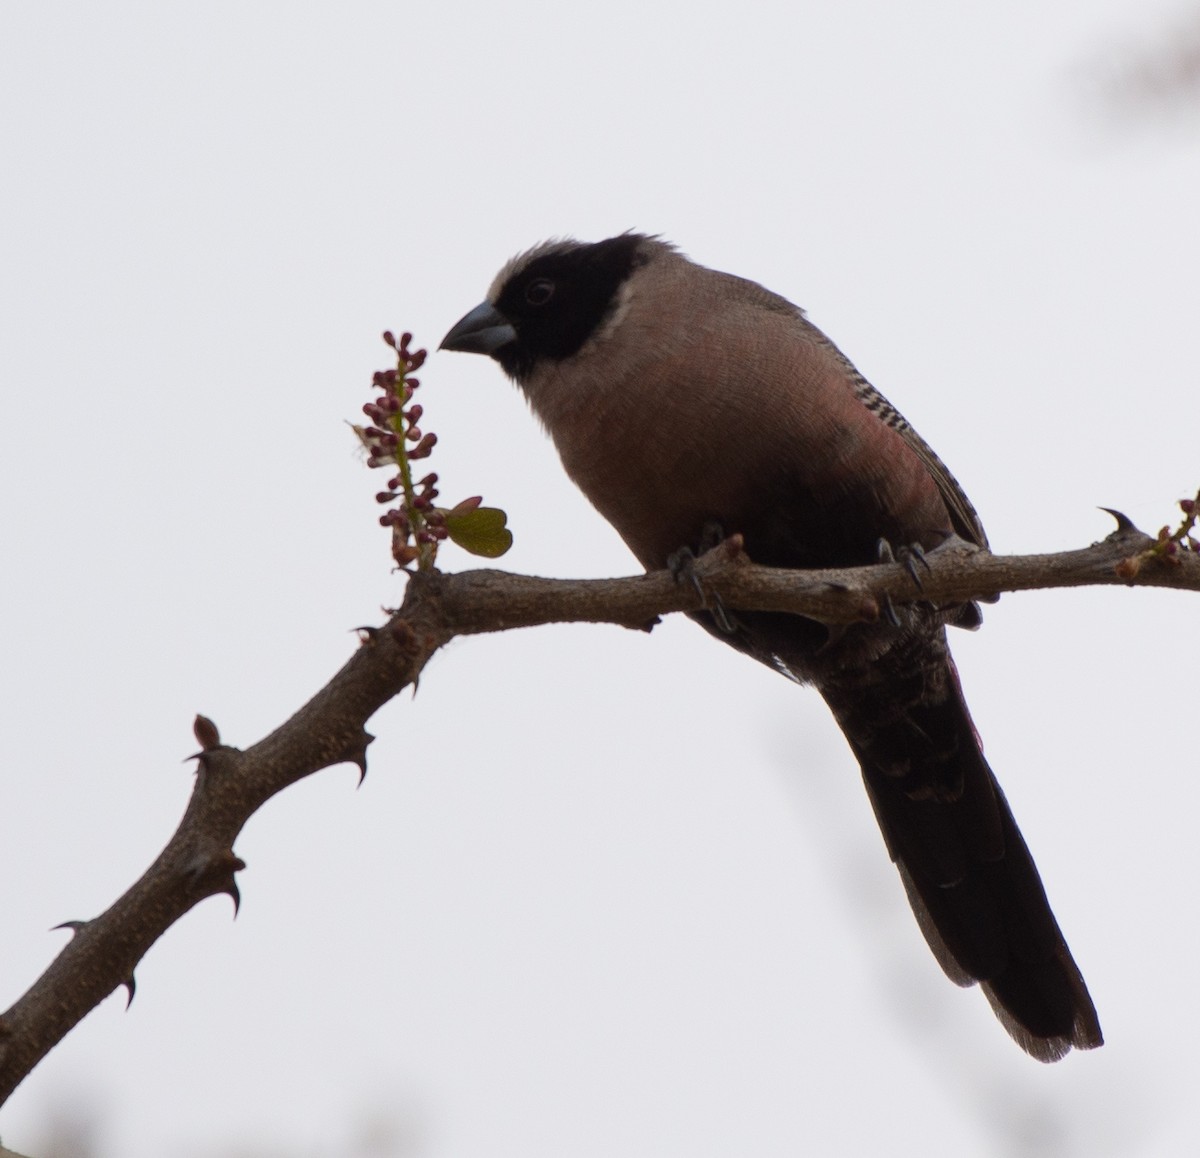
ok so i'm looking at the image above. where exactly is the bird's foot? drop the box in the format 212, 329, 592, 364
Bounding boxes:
877, 533, 994, 629
668, 522, 736, 634
876, 537, 933, 591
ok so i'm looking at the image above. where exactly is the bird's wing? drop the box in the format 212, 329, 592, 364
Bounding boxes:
805, 310, 989, 550
710, 270, 989, 550
856, 379, 990, 550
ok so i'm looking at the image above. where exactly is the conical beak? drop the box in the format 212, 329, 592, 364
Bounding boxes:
440, 301, 517, 356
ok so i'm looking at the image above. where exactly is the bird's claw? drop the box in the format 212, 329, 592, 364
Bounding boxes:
877, 537, 932, 591
708, 593, 736, 634
669, 529, 736, 635
667, 544, 706, 601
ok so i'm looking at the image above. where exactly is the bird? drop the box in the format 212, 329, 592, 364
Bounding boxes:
440, 232, 1102, 1061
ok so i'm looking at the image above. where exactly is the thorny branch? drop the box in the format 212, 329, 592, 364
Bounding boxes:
0, 510, 1197, 1106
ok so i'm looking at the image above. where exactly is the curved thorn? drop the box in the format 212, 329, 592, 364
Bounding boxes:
343, 730, 374, 786
1099, 507, 1135, 532
187, 851, 246, 918
52, 919, 88, 937
123, 975, 136, 1009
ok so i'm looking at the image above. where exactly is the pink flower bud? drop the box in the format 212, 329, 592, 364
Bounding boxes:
418, 432, 438, 453
449, 495, 483, 516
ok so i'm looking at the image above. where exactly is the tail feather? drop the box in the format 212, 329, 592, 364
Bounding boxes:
821, 640, 1102, 1061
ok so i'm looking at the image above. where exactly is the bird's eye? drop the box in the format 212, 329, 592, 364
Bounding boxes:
525, 278, 555, 306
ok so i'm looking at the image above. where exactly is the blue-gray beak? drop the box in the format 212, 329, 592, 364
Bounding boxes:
440, 301, 517, 355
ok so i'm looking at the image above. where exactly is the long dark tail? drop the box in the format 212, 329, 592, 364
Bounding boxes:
819, 638, 1102, 1062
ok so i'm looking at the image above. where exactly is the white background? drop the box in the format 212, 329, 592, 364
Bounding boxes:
1, 2, 1198, 1155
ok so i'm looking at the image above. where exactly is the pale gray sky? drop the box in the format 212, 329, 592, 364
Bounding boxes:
1, 2, 1198, 1156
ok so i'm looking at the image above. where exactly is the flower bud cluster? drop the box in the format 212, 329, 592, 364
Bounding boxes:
355, 330, 510, 568
1155, 491, 1200, 561
357, 332, 446, 568
379, 470, 450, 566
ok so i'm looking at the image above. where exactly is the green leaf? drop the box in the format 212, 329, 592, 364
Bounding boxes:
443, 506, 513, 558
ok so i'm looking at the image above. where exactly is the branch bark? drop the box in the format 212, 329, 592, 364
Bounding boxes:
0, 514, 1195, 1105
